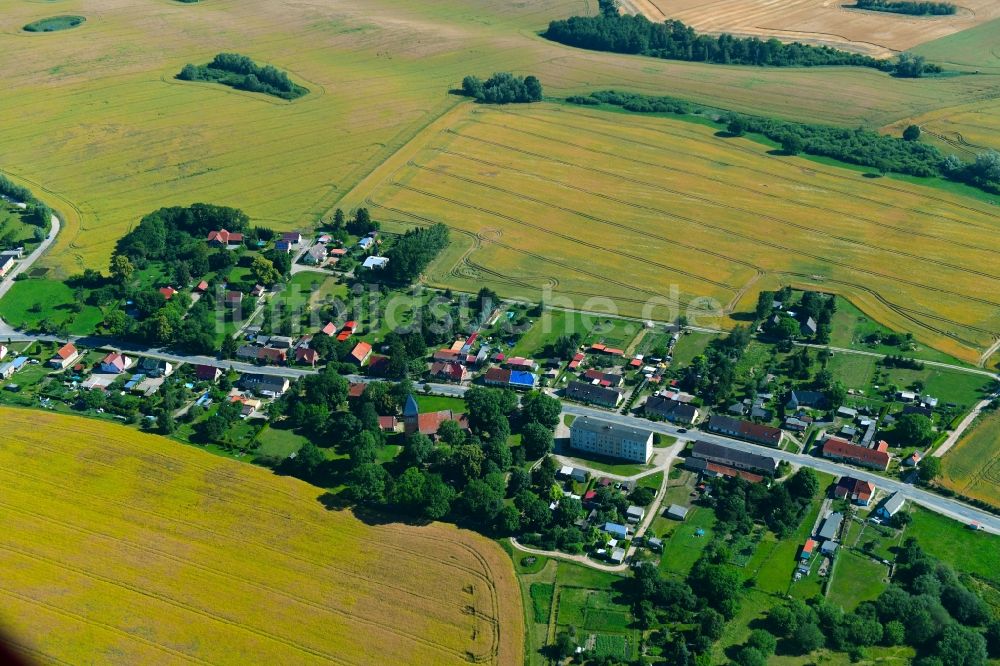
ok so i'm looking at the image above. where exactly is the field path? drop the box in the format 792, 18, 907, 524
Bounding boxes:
933, 397, 995, 458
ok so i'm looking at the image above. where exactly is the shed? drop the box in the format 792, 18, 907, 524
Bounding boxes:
625, 505, 645, 523
665, 504, 688, 521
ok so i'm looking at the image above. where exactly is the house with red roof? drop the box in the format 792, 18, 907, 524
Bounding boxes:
225, 291, 243, 307
350, 342, 372, 366
99, 352, 130, 374
159, 286, 177, 300
347, 382, 368, 399
207, 229, 243, 247
834, 476, 876, 506
257, 347, 288, 365
295, 347, 319, 367
431, 361, 468, 383
48, 342, 80, 370
822, 436, 890, 471
195, 280, 209, 293
320, 322, 337, 336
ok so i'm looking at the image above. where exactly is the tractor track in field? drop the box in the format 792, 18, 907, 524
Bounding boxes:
418, 134, 1000, 310
410, 159, 764, 277
0, 587, 212, 665
427, 144, 1000, 282
386, 179, 739, 292
366, 200, 717, 312
0, 541, 362, 666
509, 105, 1000, 224
776, 271, 991, 347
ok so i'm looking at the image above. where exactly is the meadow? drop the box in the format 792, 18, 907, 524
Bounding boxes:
940, 407, 1000, 506
1, 0, 997, 279
353, 102, 1000, 364
0, 407, 522, 665
888, 97, 1000, 157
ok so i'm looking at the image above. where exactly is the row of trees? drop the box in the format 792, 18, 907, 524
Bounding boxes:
856, 0, 956, 14
460, 73, 543, 104
544, 13, 883, 68
177, 53, 306, 100
0, 174, 52, 231
570, 89, 1000, 193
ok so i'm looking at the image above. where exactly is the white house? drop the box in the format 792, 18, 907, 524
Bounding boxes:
570, 416, 653, 463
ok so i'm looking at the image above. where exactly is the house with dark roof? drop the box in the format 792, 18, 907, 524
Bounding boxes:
644, 395, 699, 424
195, 364, 222, 382
800, 317, 817, 337
834, 477, 875, 506
239, 373, 290, 397
257, 347, 288, 365
564, 381, 622, 408
690, 440, 779, 475
786, 390, 827, 410
817, 512, 843, 541
224, 291, 243, 307
822, 436, 890, 471
582, 369, 623, 387
706, 414, 783, 447
295, 347, 319, 367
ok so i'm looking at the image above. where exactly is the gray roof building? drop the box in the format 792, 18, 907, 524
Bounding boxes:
691, 440, 779, 475
817, 512, 843, 541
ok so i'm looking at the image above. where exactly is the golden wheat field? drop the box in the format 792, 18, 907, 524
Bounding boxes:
941, 408, 1000, 507
2, 0, 999, 276
0, 407, 522, 665
633, 0, 1000, 57
342, 102, 1000, 365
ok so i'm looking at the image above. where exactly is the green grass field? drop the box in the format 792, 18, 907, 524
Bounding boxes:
827, 551, 889, 610
0, 278, 104, 335
907, 507, 1000, 582
940, 407, 1000, 507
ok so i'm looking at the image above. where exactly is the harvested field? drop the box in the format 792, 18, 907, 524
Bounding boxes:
0, 407, 522, 665
940, 407, 1000, 507
1, 0, 998, 275
349, 102, 1000, 364
635, 0, 999, 57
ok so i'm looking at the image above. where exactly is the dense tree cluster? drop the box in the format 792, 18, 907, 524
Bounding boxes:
710, 468, 819, 538
544, 14, 884, 68
568, 89, 690, 114
381, 223, 449, 285
856, 0, 956, 14
679, 324, 752, 405
177, 53, 307, 100
765, 538, 995, 664
338, 385, 547, 534
460, 73, 543, 104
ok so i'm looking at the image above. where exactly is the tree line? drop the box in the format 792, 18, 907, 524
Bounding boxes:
177, 53, 307, 100
460, 72, 543, 104
856, 0, 956, 14
0, 174, 51, 229
545, 12, 899, 69
568, 90, 1000, 194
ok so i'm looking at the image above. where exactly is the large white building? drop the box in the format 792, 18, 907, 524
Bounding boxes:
569, 416, 653, 463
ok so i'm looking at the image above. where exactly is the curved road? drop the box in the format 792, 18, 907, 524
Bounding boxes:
0, 212, 60, 335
